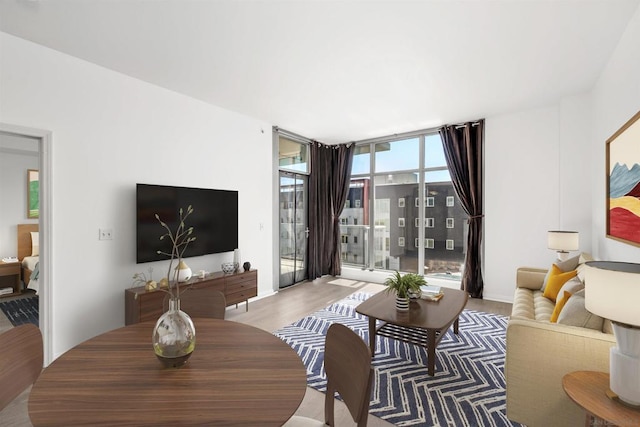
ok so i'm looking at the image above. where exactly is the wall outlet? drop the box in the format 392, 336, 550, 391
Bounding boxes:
99, 228, 113, 240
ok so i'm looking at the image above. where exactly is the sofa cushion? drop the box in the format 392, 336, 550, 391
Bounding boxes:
551, 291, 572, 322
542, 264, 577, 302
541, 255, 580, 292
551, 276, 584, 321
512, 287, 554, 321
557, 289, 605, 331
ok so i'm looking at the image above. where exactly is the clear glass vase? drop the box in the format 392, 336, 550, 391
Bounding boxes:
152, 297, 196, 368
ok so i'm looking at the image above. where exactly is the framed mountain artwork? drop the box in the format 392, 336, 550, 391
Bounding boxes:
607, 110, 640, 247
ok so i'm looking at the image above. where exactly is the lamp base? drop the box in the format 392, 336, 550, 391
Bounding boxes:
606, 388, 640, 409
610, 323, 640, 407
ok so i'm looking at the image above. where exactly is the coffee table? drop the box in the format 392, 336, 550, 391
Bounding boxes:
356, 287, 468, 376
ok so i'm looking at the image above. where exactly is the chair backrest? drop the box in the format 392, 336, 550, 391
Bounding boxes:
176, 288, 227, 319
324, 323, 373, 427
0, 323, 43, 411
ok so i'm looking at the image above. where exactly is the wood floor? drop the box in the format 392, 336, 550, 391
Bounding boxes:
1, 277, 512, 427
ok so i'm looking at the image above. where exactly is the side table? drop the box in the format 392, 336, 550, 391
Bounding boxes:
562, 370, 640, 426
0, 261, 21, 298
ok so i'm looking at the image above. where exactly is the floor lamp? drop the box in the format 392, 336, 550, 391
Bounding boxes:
585, 261, 640, 407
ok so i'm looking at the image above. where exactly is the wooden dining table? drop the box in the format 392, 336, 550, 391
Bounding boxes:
28, 318, 307, 426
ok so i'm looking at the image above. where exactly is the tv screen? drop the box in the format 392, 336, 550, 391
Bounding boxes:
136, 183, 238, 263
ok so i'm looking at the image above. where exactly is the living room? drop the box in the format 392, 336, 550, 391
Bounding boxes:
1, 1, 640, 424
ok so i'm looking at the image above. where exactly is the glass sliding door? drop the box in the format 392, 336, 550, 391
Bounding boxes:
279, 172, 308, 288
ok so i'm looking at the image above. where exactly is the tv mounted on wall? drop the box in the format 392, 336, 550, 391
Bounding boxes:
136, 183, 238, 263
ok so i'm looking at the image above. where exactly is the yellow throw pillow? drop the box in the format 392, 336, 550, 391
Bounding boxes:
551, 291, 572, 323
542, 264, 577, 302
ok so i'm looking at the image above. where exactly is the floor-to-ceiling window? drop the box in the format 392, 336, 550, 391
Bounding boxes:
339, 130, 468, 282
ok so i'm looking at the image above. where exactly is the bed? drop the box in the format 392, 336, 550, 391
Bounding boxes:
17, 223, 39, 293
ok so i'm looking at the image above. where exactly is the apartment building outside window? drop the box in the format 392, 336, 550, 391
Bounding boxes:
339, 131, 469, 281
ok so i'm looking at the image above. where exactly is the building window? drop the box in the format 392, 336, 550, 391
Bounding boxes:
398, 237, 405, 247
426, 217, 435, 228
398, 198, 405, 207
446, 196, 454, 207
355, 199, 361, 208
446, 218, 454, 228
354, 236, 358, 244
345, 200, 350, 209
415, 197, 420, 207
341, 235, 348, 244
425, 238, 434, 249
446, 239, 454, 250
415, 238, 419, 248
426, 197, 435, 207
398, 218, 405, 227
415, 218, 421, 228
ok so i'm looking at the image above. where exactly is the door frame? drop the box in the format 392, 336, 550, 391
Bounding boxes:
0, 122, 53, 366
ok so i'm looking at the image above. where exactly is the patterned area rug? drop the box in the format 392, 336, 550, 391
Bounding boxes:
0, 295, 39, 327
274, 292, 522, 426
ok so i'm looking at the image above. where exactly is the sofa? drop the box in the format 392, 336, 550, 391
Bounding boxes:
505, 254, 616, 427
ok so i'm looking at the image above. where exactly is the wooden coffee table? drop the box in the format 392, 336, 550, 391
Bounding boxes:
356, 287, 468, 376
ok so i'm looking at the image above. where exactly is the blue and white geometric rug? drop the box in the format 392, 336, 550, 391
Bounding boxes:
273, 292, 523, 426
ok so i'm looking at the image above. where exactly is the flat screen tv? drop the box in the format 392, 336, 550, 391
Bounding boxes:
136, 183, 238, 263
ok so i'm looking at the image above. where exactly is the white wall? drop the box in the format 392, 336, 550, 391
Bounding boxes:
0, 32, 275, 359
484, 106, 561, 302
591, 4, 640, 263
0, 135, 39, 257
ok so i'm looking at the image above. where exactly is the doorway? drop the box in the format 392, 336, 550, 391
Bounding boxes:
279, 172, 308, 288
0, 123, 52, 365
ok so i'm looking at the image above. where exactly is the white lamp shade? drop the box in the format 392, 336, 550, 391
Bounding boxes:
585, 261, 640, 327
547, 231, 579, 251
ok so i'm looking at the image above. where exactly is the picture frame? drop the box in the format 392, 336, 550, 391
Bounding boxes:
27, 169, 39, 219
606, 110, 640, 247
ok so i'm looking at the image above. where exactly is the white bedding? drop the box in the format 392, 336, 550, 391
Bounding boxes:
22, 255, 39, 294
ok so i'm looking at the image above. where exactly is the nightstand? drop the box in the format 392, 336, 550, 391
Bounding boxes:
0, 261, 21, 298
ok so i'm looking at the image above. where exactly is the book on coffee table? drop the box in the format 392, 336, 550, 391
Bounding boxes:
420, 285, 444, 301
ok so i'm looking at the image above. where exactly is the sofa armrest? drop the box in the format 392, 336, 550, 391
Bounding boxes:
516, 267, 547, 290
505, 318, 615, 427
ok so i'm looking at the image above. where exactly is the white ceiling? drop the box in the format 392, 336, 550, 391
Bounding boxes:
1, 0, 638, 143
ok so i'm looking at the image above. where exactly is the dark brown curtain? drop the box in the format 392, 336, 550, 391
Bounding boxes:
308, 141, 354, 278
438, 120, 484, 298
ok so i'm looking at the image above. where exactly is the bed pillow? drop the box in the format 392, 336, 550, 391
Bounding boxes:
557, 289, 604, 331
30, 231, 39, 256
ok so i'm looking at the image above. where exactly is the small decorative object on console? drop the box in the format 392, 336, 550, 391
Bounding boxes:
221, 262, 236, 274
243, 261, 251, 272
175, 260, 192, 282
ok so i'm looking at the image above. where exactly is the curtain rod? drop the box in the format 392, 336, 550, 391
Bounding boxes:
453, 120, 482, 129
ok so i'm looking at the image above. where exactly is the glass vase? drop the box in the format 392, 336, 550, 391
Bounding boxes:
152, 297, 196, 368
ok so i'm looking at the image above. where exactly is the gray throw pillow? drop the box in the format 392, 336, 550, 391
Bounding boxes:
557, 289, 604, 331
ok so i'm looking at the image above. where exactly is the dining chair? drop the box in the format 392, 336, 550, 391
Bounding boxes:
0, 323, 43, 411
171, 288, 227, 319
284, 323, 374, 427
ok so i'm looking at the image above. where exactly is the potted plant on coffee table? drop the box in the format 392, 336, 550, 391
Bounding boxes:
384, 270, 426, 311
